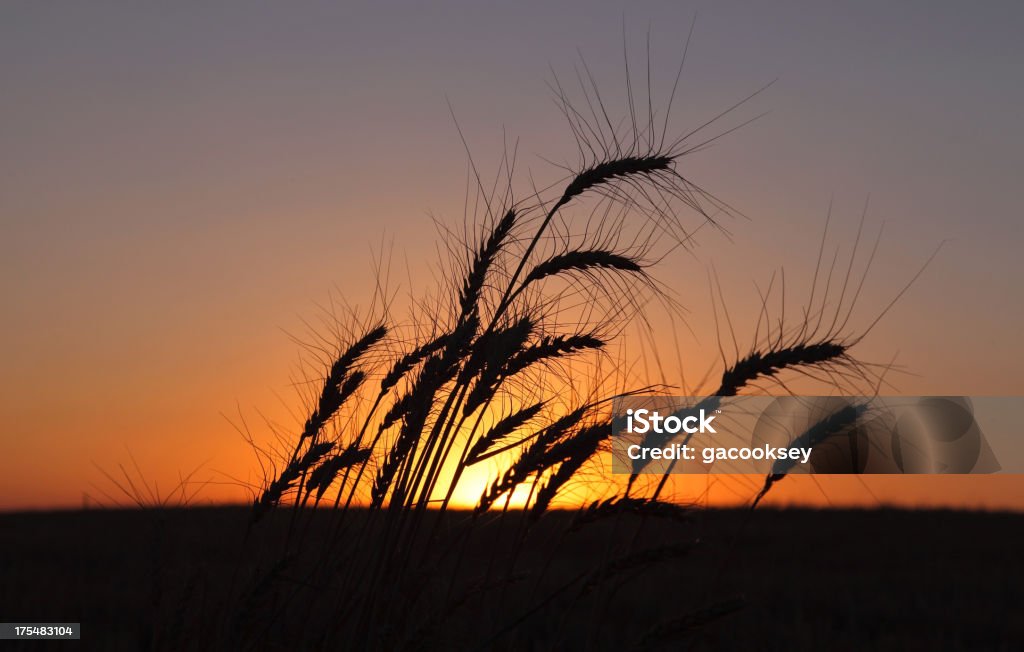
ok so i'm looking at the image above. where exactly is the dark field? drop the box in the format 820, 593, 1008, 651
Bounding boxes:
1, 507, 1022, 650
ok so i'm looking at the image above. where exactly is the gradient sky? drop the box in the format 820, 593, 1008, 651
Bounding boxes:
2, 1, 1023, 510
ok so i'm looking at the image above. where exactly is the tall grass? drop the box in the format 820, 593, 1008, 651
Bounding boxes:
196, 44, 906, 650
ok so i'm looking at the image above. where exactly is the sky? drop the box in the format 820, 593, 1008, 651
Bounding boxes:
2, 1, 1023, 510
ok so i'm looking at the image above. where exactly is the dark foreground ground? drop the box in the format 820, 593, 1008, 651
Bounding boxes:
1, 507, 1022, 650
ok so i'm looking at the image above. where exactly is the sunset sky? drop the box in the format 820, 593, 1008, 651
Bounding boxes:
3, 1, 1022, 511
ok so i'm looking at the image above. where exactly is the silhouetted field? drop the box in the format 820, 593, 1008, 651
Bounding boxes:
1, 507, 1021, 650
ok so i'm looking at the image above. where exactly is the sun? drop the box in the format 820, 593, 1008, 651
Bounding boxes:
442, 456, 532, 510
